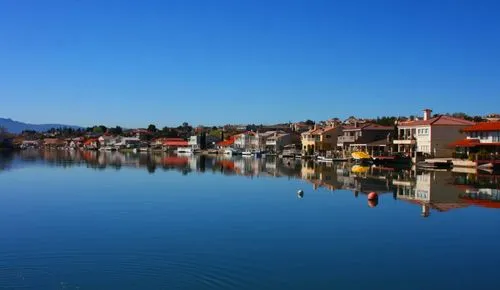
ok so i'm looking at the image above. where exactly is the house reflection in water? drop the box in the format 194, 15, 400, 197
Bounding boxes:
4, 150, 499, 215
395, 171, 469, 217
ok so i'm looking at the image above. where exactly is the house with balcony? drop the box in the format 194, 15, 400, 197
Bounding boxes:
337, 124, 395, 155
98, 135, 117, 147
449, 121, 500, 167
233, 131, 256, 150
114, 137, 141, 149
394, 109, 475, 158
301, 125, 342, 155
263, 131, 297, 153
188, 134, 219, 150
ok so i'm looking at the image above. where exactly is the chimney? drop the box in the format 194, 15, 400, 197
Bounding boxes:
423, 109, 432, 121
313, 124, 318, 130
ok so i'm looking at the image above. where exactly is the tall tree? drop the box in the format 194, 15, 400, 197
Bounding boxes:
147, 124, 158, 132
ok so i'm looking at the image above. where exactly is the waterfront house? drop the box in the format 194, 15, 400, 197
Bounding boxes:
301, 125, 342, 155
216, 136, 236, 149
83, 138, 99, 150
188, 134, 219, 150
114, 137, 141, 149
449, 121, 500, 165
393, 109, 475, 158
43, 138, 66, 149
162, 138, 189, 151
98, 135, 117, 147
263, 131, 297, 153
337, 123, 395, 155
20, 140, 40, 149
68, 137, 84, 148
233, 131, 256, 150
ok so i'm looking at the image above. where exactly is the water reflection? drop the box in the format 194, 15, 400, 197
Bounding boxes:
2, 150, 499, 215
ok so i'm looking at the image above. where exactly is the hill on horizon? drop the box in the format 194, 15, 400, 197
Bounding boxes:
0, 118, 83, 134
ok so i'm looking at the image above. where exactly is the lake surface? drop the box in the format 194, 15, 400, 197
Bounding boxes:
1, 150, 499, 289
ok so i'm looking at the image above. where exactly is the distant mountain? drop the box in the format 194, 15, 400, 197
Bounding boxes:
0, 118, 83, 134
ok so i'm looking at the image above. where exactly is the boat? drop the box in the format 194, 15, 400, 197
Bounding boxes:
351, 165, 370, 174
351, 151, 373, 164
176, 147, 193, 154
417, 160, 452, 169
242, 150, 253, 156
317, 156, 333, 162
224, 148, 241, 155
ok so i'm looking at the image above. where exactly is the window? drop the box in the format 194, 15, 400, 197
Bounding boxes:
325, 135, 331, 138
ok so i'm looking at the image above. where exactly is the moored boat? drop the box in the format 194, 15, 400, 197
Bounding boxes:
176, 147, 193, 154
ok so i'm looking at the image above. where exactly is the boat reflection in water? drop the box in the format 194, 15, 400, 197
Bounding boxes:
4, 149, 500, 216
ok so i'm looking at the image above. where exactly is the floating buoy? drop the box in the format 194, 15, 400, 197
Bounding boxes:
367, 192, 378, 200
297, 189, 304, 199
368, 199, 378, 208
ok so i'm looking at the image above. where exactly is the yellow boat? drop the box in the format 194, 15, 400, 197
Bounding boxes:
351, 165, 369, 174
351, 151, 371, 160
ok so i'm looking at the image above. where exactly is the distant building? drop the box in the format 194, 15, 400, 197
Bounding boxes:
485, 113, 500, 122
291, 122, 311, 133
43, 138, 66, 149
115, 137, 141, 149
162, 138, 189, 150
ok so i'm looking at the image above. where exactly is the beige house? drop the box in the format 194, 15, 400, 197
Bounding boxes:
301, 125, 342, 155
394, 109, 475, 158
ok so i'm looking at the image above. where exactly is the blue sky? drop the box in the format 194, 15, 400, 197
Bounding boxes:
1, 0, 499, 128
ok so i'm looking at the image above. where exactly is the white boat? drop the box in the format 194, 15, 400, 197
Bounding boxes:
242, 150, 253, 156
176, 147, 193, 154
317, 156, 334, 162
224, 148, 241, 155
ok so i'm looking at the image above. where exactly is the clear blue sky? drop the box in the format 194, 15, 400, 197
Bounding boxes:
1, 0, 499, 128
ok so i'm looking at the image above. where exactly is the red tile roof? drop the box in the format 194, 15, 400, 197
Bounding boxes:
343, 123, 394, 131
305, 126, 339, 135
462, 121, 500, 132
449, 138, 481, 147
162, 157, 189, 165
217, 136, 236, 147
399, 115, 475, 127
163, 139, 188, 146
460, 197, 500, 209
84, 138, 98, 145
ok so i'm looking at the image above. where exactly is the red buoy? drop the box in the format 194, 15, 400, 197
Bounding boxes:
367, 192, 378, 200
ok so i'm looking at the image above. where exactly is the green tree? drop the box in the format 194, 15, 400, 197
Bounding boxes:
109, 126, 123, 135
147, 124, 157, 132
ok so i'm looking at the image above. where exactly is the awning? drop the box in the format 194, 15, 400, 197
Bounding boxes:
449, 139, 480, 147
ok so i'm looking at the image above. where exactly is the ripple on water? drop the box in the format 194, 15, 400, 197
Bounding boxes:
0, 249, 272, 289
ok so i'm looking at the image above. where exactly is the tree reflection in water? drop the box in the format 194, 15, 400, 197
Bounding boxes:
1, 150, 499, 216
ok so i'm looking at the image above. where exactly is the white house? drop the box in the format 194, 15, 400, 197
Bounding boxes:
115, 137, 141, 149
98, 135, 117, 147
449, 121, 500, 160
394, 109, 475, 158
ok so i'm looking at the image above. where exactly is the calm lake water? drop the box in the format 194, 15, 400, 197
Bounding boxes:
1, 150, 499, 289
